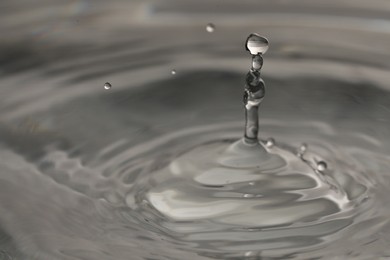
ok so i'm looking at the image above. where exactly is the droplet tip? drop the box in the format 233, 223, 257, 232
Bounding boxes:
245, 33, 269, 55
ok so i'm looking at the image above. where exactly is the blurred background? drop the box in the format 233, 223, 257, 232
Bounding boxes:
1, 0, 390, 143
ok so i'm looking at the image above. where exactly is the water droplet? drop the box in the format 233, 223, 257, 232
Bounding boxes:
171, 69, 176, 75
298, 143, 308, 156
266, 138, 275, 148
246, 33, 269, 55
317, 161, 327, 171
300, 143, 308, 153
206, 23, 215, 33
103, 82, 112, 90
252, 55, 263, 70
248, 182, 255, 186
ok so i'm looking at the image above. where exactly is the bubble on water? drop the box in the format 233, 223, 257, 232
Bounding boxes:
103, 82, 112, 90
317, 161, 327, 171
171, 69, 176, 75
246, 33, 269, 55
206, 23, 215, 33
266, 138, 275, 148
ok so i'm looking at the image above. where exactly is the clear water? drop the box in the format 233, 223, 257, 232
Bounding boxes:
1, 0, 390, 259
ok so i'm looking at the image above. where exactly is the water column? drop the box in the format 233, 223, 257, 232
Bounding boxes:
243, 34, 269, 144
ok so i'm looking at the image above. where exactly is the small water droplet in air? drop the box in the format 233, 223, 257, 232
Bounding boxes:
300, 143, 308, 153
246, 33, 269, 55
243, 194, 254, 198
171, 69, 176, 75
266, 138, 275, 148
206, 23, 215, 33
103, 82, 112, 90
248, 182, 255, 186
298, 143, 308, 156
317, 161, 327, 171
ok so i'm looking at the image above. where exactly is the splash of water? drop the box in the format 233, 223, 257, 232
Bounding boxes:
243, 33, 268, 143
1, 30, 390, 260
121, 35, 376, 258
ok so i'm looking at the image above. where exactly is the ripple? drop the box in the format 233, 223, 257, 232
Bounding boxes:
2, 1, 390, 258
108, 122, 388, 258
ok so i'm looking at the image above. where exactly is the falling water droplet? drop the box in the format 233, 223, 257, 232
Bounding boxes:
300, 143, 308, 153
317, 161, 327, 171
266, 138, 275, 148
248, 182, 255, 186
103, 82, 112, 90
245, 34, 269, 55
171, 69, 176, 75
206, 23, 215, 33
298, 143, 308, 156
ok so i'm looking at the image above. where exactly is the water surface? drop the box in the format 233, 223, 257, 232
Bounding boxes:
1, 1, 390, 259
